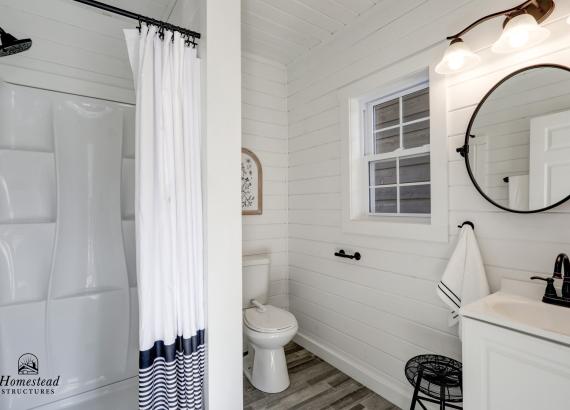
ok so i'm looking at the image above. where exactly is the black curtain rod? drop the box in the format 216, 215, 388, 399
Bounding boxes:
72, 0, 201, 40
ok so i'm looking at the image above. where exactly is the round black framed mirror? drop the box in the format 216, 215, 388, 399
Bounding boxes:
459, 64, 570, 213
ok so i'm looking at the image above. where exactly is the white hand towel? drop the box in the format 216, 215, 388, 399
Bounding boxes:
508, 174, 529, 211
437, 224, 489, 335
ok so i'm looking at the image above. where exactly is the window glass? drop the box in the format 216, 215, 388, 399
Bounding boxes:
399, 154, 430, 184
370, 159, 397, 186
400, 185, 431, 214
374, 98, 399, 129
403, 88, 429, 122
403, 120, 430, 149
374, 127, 399, 154
370, 187, 397, 213
364, 84, 431, 216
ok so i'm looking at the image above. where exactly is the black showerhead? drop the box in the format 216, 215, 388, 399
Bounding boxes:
0, 26, 32, 57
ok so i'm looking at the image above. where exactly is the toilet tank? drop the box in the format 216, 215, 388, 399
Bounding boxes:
242, 255, 270, 308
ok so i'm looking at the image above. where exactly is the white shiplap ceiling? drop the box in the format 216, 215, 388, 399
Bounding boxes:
76, 0, 202, 31
243, 0, 383, 65
83, 0, 180, 21
70, 0, 379, 66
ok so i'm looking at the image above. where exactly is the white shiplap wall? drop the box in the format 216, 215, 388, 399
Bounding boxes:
0, 0, 185, 104
286, 0, 570, 408
242, 54, 289, 309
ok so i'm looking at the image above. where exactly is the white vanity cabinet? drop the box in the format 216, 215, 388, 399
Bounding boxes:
462, 304, 570, 410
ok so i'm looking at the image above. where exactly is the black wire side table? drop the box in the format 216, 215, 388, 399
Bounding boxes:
405, 355, 463, 410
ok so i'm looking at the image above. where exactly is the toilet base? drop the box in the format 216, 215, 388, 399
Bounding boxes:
244, 344, 290, 393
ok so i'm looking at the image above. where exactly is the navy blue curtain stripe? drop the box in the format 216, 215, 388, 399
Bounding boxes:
139, 331, 206, 410
139, 330, 205, 370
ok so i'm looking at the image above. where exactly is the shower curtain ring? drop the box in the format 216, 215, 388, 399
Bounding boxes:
137, 17, 142, 33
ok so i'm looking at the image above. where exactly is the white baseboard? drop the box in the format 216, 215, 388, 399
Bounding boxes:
294, 332, 411, 409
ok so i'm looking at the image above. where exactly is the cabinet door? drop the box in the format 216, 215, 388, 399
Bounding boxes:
463, 318, 570, 410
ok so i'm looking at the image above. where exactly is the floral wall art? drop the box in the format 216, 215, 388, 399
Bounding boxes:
242, 148, 263, 215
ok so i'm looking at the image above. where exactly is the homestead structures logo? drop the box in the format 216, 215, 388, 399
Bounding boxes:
18, 354, 39, 375
0, 353, 60, 396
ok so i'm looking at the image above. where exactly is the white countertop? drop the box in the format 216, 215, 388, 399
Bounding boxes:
460, 291, 570, 346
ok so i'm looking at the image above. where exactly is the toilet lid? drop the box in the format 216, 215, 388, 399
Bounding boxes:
244, 305, 297, 333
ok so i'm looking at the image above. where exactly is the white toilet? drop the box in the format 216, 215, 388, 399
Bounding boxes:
243, 255, 298, 393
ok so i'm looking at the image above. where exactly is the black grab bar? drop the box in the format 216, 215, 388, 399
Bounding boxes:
334, 250, 361, 261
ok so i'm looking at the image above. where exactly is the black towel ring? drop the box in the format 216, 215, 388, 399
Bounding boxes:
458, 221, 475, 230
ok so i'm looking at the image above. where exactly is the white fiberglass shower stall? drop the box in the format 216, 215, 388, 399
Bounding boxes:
0, 82, 139, 409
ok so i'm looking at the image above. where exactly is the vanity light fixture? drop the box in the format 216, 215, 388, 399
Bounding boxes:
435, 38, 481, 75
492, 12, 550, 53
435, 0, 555, 75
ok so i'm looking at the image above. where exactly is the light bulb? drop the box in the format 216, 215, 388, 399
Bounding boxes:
447, 53, 465, 70
492, 13, 549, 54
508, 29, 529, 48
435, 39, 481, 75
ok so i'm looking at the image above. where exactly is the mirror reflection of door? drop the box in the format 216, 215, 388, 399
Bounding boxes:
529, 110, 570, 209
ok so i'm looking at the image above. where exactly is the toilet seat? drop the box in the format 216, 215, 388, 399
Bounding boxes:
244, 305, 297, 333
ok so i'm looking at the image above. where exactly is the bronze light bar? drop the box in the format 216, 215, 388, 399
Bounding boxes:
436, 0, 555, 75
447, 0, 554, 40
72, 0, 201, 41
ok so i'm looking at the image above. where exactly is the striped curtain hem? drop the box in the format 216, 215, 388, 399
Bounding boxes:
139, 330, 205, 410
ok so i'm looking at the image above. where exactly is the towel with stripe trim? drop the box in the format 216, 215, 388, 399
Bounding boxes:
437, 224, 489, 333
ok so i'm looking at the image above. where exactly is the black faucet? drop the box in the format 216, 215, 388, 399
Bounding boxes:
531, 253, 570, 308
553, 253, 570, 298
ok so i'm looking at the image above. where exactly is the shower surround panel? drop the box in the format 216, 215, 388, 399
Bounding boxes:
0, 82, 138, 409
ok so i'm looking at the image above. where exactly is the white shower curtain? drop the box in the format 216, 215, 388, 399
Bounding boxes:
125, 26, 205, 410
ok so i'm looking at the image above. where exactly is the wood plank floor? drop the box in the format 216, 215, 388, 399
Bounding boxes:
243, 343, 401, 410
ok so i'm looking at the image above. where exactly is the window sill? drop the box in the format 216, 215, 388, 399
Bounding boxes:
342, 214, 448, 242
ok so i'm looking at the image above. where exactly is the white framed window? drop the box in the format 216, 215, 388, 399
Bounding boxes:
339, 61, 448, 242
363, 84, 431, 216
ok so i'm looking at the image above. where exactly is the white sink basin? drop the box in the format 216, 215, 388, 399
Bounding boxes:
461, 292, 570, 345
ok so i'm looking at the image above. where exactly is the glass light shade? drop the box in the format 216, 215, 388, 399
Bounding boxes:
435, 39, 481, 75
492, 13, 550, 54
